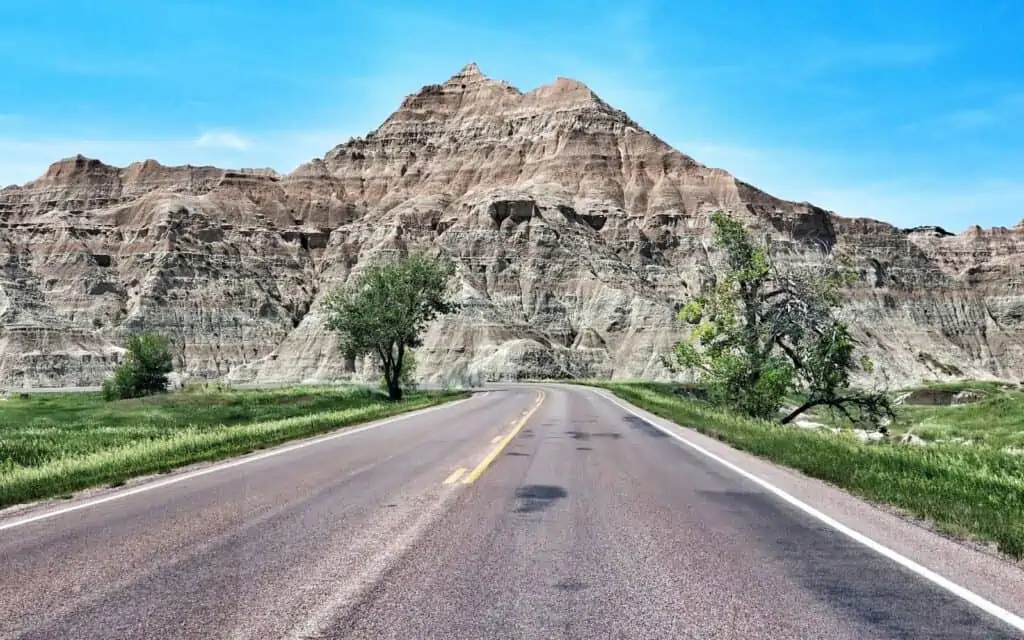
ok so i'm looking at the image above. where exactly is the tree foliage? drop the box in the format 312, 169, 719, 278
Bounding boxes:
102, 332, 174, 401
323, 253, 457, 400
665, 212, 893, 425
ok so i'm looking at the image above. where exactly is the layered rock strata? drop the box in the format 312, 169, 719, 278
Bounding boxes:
2, 63, 1021, 387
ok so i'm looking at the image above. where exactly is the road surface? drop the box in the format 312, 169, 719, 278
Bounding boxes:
1, 384, 1022, 639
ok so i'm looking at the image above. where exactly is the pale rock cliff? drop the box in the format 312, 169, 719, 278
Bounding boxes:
1, 63, 1021, 387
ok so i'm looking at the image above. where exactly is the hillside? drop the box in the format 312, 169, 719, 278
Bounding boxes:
2, 63, 1022, 387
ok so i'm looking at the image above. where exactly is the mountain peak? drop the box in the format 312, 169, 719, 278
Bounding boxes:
459, 61, 483, 77
6, 63, 1024, 390
444, 61, 491, 87
39, 155, 118, 182
528, 76, 599, 104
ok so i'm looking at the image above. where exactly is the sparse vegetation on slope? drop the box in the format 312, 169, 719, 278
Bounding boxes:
587, 381, 1024, 559
664, 212, 892, 426
809, 380, 1024, 451
0, 385, 467, 509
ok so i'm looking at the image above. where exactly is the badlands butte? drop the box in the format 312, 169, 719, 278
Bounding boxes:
1, 62, 1023, 388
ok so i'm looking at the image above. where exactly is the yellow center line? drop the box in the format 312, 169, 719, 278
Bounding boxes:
443, 467, 468, 485
462, 391, 546, 485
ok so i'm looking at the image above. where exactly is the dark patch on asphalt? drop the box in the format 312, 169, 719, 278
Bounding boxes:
576, 446, 592, 451
506, 452, 530, 457
694, 489, 1020, 638
554, 578, 588, 592
567, 430, 622, 441
514, 485, 567, 513
623, 415, 669, 438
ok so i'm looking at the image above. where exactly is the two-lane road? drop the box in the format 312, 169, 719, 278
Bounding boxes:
1, 384, 1022, 639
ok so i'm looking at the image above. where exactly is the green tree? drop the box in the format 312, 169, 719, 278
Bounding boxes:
665, 212, 892, 425
102, 332, 174, 400
323, 253, 457, 400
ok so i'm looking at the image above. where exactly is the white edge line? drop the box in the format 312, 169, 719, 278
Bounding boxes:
0, 394, 477, 532
590, 387, 1024, 633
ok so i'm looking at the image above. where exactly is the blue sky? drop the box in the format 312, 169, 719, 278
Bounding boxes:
2, 0, 1022, 231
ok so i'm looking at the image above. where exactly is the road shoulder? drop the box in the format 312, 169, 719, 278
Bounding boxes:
571, 384, 1024, 626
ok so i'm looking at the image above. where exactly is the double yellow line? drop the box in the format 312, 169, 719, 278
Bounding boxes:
444, 391, 545, 486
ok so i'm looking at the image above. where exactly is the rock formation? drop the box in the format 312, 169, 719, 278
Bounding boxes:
2, 62, 1022, 387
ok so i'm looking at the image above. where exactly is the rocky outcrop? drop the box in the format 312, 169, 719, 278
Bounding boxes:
2, 63, 1022, 387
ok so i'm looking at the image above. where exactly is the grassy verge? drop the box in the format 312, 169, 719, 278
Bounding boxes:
583, 381, 1024, 559
0, 385, 467, 509
890, 382, 1024, 449
796, 380, 1024, 450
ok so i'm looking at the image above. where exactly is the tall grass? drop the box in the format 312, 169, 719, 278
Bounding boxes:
0, 386, 466, 508
589, 381, 1024, 559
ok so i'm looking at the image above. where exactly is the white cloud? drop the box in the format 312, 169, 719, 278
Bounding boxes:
0, 128, 354, 186
671, 138, 1024, 231
786, 41, 945, 79
194, 130, 251, 150
918, 90, 1024, 132
804, 180, 1024, 231
825, 42, 943, 68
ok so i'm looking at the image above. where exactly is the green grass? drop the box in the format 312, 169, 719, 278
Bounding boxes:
893, 383, 1024, 450
0, 385, 467, 509
584, 381, 1024, 559
904, 380, 1016, 394
798, 380, 1024, 450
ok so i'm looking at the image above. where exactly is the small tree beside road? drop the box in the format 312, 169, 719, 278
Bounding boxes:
664, 211, 893, 426
323, 253, 457, 400
102, 332, 174, 400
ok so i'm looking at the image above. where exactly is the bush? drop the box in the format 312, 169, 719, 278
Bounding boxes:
102, 333, 174, 400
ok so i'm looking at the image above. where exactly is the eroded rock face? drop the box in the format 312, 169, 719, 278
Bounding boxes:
2, 63, 1023, 387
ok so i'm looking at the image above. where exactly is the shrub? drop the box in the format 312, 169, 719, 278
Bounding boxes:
102, 332, 174, 400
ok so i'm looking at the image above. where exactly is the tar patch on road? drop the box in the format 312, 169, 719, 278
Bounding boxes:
622, 415, 669, 438
514, 485, 567, 513
554, 578, 588, 592
566, 430, 622, 441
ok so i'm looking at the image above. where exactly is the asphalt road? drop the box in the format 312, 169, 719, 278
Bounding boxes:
1, 384, 1021, 639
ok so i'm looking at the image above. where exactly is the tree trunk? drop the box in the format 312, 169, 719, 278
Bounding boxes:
387, 377, 403, 401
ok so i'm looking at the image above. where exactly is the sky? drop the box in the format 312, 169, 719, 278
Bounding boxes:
1, 0, 1022, 231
